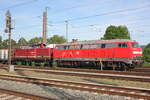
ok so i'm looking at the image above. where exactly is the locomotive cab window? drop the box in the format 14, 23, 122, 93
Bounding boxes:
101, 44, 106, 48
132, 43, 139, 47
80, 45, 83, 49
118, 43, 128, 48
64, 46, 69, 49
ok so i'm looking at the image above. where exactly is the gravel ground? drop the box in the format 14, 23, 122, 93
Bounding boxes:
0, 69, 150, 89
0, 79, 140, 100
0, 93, 30, 100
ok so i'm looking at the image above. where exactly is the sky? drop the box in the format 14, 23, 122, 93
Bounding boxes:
0, 0, 150, 45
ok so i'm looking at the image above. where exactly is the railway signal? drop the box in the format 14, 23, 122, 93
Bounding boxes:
5, 10, 14, 72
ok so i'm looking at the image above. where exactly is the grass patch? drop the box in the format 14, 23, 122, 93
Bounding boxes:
92, 78, 150, 89
143, 63, 150, 67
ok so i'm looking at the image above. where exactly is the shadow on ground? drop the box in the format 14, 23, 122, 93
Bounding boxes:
83, 78, 118, 86
16, 70, 86, 100
40, 85, 86, 100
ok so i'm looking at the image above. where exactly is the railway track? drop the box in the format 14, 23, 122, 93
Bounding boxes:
13, 65, 150, 75
0, 74, 149, 99
1, 64, 150, 76
132, 67, 150, 73
1, 63, 150, 76
0, 64, 150, 83
0, 88, 51, 100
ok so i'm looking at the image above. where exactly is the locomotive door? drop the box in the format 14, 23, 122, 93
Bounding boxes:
116, 43, 129, 58
104, 43, 116, 59
112, 43, 116, 59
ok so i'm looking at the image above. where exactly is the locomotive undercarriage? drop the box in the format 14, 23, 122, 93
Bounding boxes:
132, 56, 143, 68
54, 59, 137, 71
56, 61, 128, 70
12, 58, 52, 67
1, 57, 142, 71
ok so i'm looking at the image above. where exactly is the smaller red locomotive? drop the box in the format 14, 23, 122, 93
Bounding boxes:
12, 44, 53, 66
0, 39, 143, 70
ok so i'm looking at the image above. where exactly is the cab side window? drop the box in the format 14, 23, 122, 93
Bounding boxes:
118, 43, 128, 48
132, 43, 139, 47
80, 45, 83, 49
101, 44, 106, 48
64, 46, 69, 49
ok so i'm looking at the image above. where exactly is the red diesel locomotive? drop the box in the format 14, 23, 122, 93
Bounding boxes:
53, 39, 143, 70
0, 39, 143, 70
12, 44, 53, 66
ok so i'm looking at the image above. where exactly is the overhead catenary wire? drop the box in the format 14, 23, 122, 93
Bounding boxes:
0, 0, 38, 11
12, 1, 150, 30
52, 3, 150, 24
49, 0, 111, 15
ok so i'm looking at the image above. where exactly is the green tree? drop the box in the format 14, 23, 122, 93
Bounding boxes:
143, 43, 150, 62
18, 37, 28, 46
0, 36, 3, 49
47, 35, 66, 44
28, 37, 42, 45
0, 36, 2, 43
103, 25, 130, 40
2, 39, 17, 48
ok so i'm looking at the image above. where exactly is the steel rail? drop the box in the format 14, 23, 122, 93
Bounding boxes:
0, 66, 150, 83
0, 74, 149, 99
13, 67, 150, 82
0, 63, 149, 76
0, 64, 150, 82
0, 88, 53, 100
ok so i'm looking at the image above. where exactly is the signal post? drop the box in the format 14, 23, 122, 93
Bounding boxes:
5, 10, 14, 72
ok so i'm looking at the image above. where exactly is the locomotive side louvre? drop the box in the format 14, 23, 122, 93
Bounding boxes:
14, 48, 36, 59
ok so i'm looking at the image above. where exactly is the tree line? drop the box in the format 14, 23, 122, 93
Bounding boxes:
0, 35, 66, 49
143, 43, 150, 62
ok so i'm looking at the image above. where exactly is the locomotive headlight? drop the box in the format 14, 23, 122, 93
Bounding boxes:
133, 51, 142, 54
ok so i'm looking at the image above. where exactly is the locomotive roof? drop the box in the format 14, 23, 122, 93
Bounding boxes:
56, 39, 136, 46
